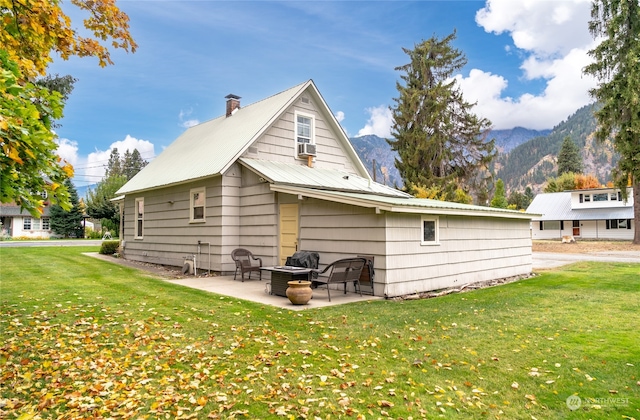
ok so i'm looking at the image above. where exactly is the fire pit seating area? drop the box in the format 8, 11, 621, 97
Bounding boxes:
310, 257, 368, 302
231, 248, 262, 282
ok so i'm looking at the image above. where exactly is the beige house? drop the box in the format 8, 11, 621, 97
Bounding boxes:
116, 80, 534, 297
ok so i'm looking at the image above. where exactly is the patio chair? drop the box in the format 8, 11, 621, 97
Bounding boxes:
311, 257, 366, 302
231, 248, 262, 282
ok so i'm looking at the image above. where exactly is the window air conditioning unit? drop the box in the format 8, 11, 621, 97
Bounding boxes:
298, 143, 317, 157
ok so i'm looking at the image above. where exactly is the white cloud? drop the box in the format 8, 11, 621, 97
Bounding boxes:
465, 0, 597, 129
356, 105, 392, 138
55, 138, 80, 167
179, 109, 200, 128
334, 111, 345, 123
455, 47, 596, 129
61, 135, 155, 186
476, 0, 592, 57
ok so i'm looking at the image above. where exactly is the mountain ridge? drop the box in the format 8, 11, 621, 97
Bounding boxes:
349, 103, 615, 196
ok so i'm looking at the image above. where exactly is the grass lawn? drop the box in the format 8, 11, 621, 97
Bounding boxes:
1, 247, 638, 419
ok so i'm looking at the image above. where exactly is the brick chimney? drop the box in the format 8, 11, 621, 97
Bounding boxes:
225, 94, 241, 117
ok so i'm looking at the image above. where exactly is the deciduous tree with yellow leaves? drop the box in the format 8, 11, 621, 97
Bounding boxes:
0, 0, 136, 216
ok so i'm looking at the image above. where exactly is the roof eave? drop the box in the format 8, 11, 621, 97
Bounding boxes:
271, 184, 537, 219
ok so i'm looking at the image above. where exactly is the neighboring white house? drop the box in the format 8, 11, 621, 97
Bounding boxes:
115, 80, 535, 297
0, 204, 53, 239
527, 187, 635, 240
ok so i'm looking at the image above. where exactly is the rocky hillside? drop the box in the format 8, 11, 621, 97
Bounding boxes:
350, 104, 617, 196
494, 104, 618, 194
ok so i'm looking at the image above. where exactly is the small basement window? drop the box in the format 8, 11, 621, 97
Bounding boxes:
421, 216, 439, 245
190, 187, 206, 222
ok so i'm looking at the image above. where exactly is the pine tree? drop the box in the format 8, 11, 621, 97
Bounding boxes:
105, 148, 122, 178
557, 136, 583, 176
50, 179, 84, 238
490, 179, 508, 208
86, 174, 127, 228
389, 31, 495, 203
584, 0, 640, 244
123, 149, 147, 180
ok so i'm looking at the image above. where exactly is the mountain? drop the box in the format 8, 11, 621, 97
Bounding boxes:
349, 128, 547, 190
490, 127, 552, 153
349, 135, 402, 187
494, 103, 618, 194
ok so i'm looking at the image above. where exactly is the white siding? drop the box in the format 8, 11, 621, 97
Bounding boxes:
297, 198, 386, 295
238, 167, 279, 267
8, 216, 53, 239
383, 214, 532, 297
249, 96, 360, 174
294, 197, 532, 298
531, 219, 634, 240
122, 176, 228, 271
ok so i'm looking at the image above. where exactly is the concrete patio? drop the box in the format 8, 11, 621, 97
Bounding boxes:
86, 252, 381, 310
163, 275, 382, 311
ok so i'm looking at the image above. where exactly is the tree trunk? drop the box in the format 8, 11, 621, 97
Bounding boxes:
634, 180, 640, 245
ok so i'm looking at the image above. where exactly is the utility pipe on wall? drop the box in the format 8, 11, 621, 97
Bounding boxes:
197, 240, 211, 275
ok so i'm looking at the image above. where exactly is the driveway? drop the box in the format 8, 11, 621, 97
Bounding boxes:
532, 250, 640, 270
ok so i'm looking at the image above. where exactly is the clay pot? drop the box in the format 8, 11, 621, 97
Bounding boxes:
286, 281, 313, 305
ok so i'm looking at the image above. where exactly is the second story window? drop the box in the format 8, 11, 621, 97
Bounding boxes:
296, 113, 313, 144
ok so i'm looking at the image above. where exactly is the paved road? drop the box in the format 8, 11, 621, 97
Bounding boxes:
0, 240, 104, 248
532, 251, 640, 270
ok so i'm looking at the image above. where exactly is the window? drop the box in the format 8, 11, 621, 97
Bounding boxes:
593, 193, 608, 202
42, 217, 50, 230
421, 216, 439, 245
579, 193, 583, 203
23, 217, 32, 230
190, 188, 206, 222
540, 221, 560, 231
584, 194, 591, 202
607, 219, 630, 230
295, 112, 313, 144
32, 218, 41, 230
135, 198, 144, 238
610, 193, 618, 201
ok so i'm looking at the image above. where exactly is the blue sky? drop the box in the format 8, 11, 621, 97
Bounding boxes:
50, 0, 597, 187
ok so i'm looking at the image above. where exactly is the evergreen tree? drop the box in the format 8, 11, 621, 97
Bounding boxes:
105, 148, 122, 178
524, 186, 534, 205
507, 190, 532, 210
557, 136, 583, 176
85, 174, 127, 229
389, 31, 495, 203
490, 179, 508, 208
584, 0, 640, 244
50, 179, 84, 238
123, 149, 147, 180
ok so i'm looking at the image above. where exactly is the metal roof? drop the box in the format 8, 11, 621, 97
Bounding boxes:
239, 158, 409, 198
269, 185, 536, 220
117, 81, 312, 195
0, 204, 52, 217
527, 191, 634, 221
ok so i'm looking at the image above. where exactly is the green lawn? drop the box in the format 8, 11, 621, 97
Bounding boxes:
1, 247, 638, 419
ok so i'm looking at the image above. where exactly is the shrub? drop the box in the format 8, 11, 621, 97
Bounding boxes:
99, 241, 120, 255
86, 229, 102, 239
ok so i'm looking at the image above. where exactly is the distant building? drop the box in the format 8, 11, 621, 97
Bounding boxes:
0, 204, 53, 239
527, 187, 635, 240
